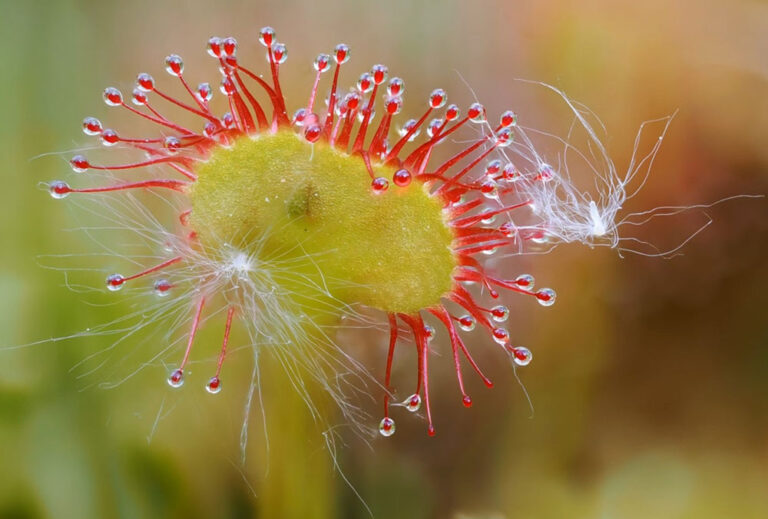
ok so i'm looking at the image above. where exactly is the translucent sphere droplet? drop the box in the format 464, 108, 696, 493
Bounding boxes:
429, 88, 447, 109
495, 127, 514, 147
103, 87, 123, 106
136, 72, 155, 92
468, 102, 486, 122
393, 169, 411, 187
164, 136, 181, 153
101, 129, 119, 146
536, 288, 556, 307
153, 279, 172, 297
423, 325, 436, 342
165, 54, 184, 76
207, 36, 222, 58
426, 118, 443, 138
499, 222, 515, 237
105, 274, 125, 292
304, 124, 322, 143
357, 72, 374, 93
490, 305, 509, 322
82, 117, 102, 136
49, 181, 70, 199
450, 194, 466, 207
515, 273, 535, 290
371, 177, 389, 193
314, 53, 330, 72
502, 163, 520, 182
387, 77, 404, 97
70, 155, 89, 173
206, 376, 222, 394
197, 82, 213, 102
167, 368, 184, 388
378, 417, 396, 437
399, 119, 420, 140
292, 108, 308, 126
403, 393, 421, 412
259, 27, 275, 48
131, 88, 148, 106
480, 180, 498, 199
220, 77, 236, 96
485, 159, 502, 176
511, 346, 533, 366
492, 327, 510, 345
445, 104, 460, 121
371, 64, 388, 85
538, 164, 555, 182
530, 231, 549, 244
334, 43, 350, 64
344, 92, 360, 111
271, 42, 287, 64
458, 315, 476, 332
222, 37, 237, 57
385, 97, 402, 115
357, 107, 375, 122
500, 110, 518, 127
480, 211, 497, 224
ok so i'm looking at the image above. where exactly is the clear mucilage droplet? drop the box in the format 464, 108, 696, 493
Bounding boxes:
468, 102, 486, 122
423, 325, 436, 342
136, 72, 155, 92
511, 346, 533, 366
70, 155, 89, 172
206, 376, 222, 394
536, 288, 556, 307
165, 54, 184, 76
458, 315, 476, 332
197, 82, 213, 102
314, 53, 330, 72
48, 181, 70, 199
167, 368, 184, 388
259, 27, 275, 48
515, 273, 535, 290
357, 72, 374, 93
492, 327, 510, 345
490, 305, 509, 322
271, 42, 287, 64
153, 279, 172, 297
403, 393, 421, 412
387, 77, 404, 97
103, 87, 123, 106
378, 417, 396, 437
393, 169, 412, 187
399, 119, 420, 140
333, 43, 350, 64
429, 88, 446, 109
485, 160, 502, 177
105, 274, 125, 292
82, 117, 102, 136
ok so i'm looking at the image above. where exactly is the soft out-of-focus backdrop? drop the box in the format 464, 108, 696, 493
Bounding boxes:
1, 0, 766, 518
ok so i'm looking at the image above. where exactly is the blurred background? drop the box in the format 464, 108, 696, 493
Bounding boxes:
0, 0, 766, 517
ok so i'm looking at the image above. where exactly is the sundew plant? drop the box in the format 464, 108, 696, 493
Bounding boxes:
44, 26, 697, 445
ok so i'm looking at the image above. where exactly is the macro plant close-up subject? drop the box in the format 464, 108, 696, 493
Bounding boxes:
1, 1, 766, 518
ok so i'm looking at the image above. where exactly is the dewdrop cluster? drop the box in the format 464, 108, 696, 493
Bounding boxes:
48, 27, 569, 438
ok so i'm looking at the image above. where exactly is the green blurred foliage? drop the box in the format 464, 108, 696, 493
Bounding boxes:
1, 0, 766, 518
